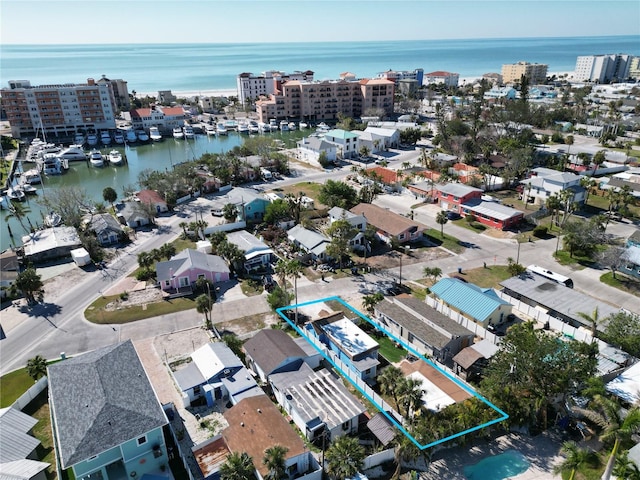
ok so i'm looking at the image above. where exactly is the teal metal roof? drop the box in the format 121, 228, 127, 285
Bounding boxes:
430, 278, 511, 322
326, 129, 359, 140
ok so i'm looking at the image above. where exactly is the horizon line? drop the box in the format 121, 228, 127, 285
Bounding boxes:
2, 33, 639, 47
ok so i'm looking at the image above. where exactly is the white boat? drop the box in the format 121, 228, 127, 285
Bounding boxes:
34, 143, 61, 160
269, 119, 278, 130
288, 122, 297, 131
0, 195, 7, 210
145, 127, 162, 142
89, 149, 104, 167
59, 144, 87, 161
172, 127, 184, 139
205, 124, 217, 136
126, 129, 138, 143
6, 186, 26, 202
279, 120, 289, 132
299, 122, 308, 129
258, 122, 270, 133
138, 130, 151, 142
74, 132, 86, 145
41, 154, 64, 175
108, 150, 124, 165
237, 122, 249, 134
316, 122, 330, 133
216, 123, 228, 135
21, 184, 38, 195
100, 131, 112, 145
22, 168, 42, 184
113, 131, 125, 144
248, 121, 260, 134
86, 133, 98, 146
183, 124, 195, 139
224, 120, 238, 131
44, 211, 62, 227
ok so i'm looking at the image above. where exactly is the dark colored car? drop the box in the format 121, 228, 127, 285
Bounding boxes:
446, 211, 461, 220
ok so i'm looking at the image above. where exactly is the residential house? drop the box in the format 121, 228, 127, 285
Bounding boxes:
451, 163, 481, 185
209, 187, 269, 222
0, 250, 19, 298
435, 183, 483, 213
117, 201, 152, 228
423, 71, 459, 87
352, 130, 385, 154
328, 206, 367, 251
499, 273, 620, 332
620, 230, 640, 279
87, 213, 124, 246
365, 166, 403, 192
452, 339, 499, 381
483, 86, 518, 100
191, 435, 230, 480
460, 199, 524, 230
129, 105, 187, 135
430, 153, 458, 168
222, 395, 322, 480
270, 362, 366, 441
305, 313, 380, 384
287, 225, 331, 262
21, 227, 82, 263
373, 297, 475, 364
297, 136, 338, 165
430, 278, 513, 329
350, 203, 425, 244
519, 167, 586, 206
0, 407, 50, 480
363, 126, 400, 149
136, 190, 168, 214
225, 230, 274, 274
172, 342, 262, 407
48, 340, 169, 480
243, 329, 308, 383
324, 129, 360, 159
407, 174, 441, 201
156, 249, 230, 294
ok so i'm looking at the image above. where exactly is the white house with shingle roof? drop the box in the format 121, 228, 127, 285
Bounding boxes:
47, 340, 169, 480
287, 224, 331, 261
297, 136, 337, 165
520, 167, 586, 206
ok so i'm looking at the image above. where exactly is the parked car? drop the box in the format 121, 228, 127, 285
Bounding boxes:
446, 211, 461, 220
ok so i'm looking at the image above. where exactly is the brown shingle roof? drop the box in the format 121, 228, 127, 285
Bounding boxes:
350, 203, 424, 237
452, 347, 484, 370
243, 329, 306, 377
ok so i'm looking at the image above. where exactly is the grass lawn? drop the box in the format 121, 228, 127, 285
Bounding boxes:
85, 295, 196, 324
130, 237, 197, 278
451, 218, 487, 234
0, 367, 35, 407
376, 335, 407, 363
269, 181, 327, 209
554, 248, 603, 268
600, 271, 640, 296
239, 278, 264, 297
560, 451, 606, 480
23, 389, 57, 480
450, 265, 514, 289
424, 229, 465, 254
325, 299, 357, 317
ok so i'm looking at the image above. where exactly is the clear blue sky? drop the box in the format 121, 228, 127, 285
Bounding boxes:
2, 0, 639, 44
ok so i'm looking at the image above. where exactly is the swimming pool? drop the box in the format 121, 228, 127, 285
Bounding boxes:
464, 449, 530, 480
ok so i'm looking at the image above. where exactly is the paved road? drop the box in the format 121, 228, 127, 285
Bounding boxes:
1, 151, 638, 375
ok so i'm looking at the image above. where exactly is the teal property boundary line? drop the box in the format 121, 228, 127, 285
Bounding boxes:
276, 295, 508, 450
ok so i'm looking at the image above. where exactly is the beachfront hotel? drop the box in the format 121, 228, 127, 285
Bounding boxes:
236, 70, 314, 105
501, 61, 548, 84
574, 54, 635, 83
1, 78, 120, 139
255, 74, 395, 123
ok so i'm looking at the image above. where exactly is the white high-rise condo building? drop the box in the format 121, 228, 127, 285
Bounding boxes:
574, 54, 633, 83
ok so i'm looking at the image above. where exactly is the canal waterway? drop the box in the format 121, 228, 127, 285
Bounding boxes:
1, 129, 306, 252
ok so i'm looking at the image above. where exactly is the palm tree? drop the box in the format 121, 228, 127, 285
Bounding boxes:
196, 293, 213, 328
219, 451, 255, 480
378, 365, 403, 410
137, 251, 155, 269
398, 377, 425, 418
5, 201, 32, 235
422, 266, 442, 284
274, 259, 289, 294
159, 243, 176, 260
613, 452, 640, 480
286, 260, 303, 324
26, 355, 48, 381
15, 267, 44, 304
577, 307, 600, 337
178, 221, 188, 239
580, 176, 597, 206
324, 436, 365, 480
362, 292, 384, 315
435, 210, 448, 238
392, 434, 421, 479
576, 395, 640, 480
553, 441, 593, 480
263, 445, 288, 480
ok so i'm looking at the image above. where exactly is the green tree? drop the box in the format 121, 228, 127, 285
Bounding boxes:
422, 266, 442, 284
219, 451, 255, 480
5, 201, 32, 234
362, 292, 384, 315
38, 185, 93, 228
392, 434, 421, 479
507, 257, 526, 276
15, 267, 44, 304
137, 251, 155, 269
378, 365, 404, 410
263, 445, 288, 480
159, 243, 176, 260
562, 217, 607, 259
592, 149, 606, 176
318, 180, 358, 209
264, 199, 291, 225
196, 293, 213, 328
435, 210, 448, 238
267, 285, 293, 311
602, 311, 640, 358
324, 435, 365, 480
26, 355, 48, 381
326, 218, 356, 270
102, 187, 117, 210
553, 441, 595, 480
222, 334, 245, 363
223, 203, 238, 223
613, 452, 640, 480
576, 396, 640, 480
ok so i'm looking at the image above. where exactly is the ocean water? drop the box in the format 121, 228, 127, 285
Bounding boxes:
1, 36, 638, 94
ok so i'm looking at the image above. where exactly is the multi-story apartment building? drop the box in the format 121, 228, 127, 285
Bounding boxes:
376, 68, 424, 86
236, 70, 314, 105
423, 70, 460, 87
2, 78, 118, 139
501, 61, 548, 84
95, 75, 130, 111
629, 57, 640, 81
574, 54, 634, 83
255, 77, 394, 123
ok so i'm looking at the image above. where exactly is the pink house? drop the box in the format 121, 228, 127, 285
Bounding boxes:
156, 249, 230, 294
136, 190, 168, 213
